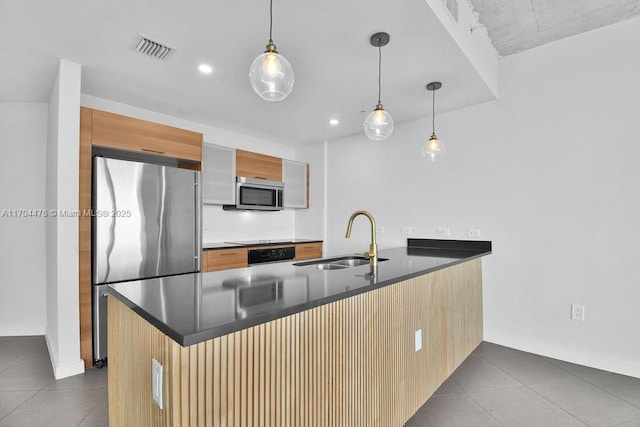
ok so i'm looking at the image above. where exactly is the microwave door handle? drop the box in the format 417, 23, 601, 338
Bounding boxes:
278, 189, 283, 208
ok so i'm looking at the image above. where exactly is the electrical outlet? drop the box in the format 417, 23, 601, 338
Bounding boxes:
436, 227, 450, 237
376, 226, 385, 234
467, 229, 481, 238
571, 304, 585, 321
152, 358, 163, 409
415, 329, 422, 352
401, 226, 413, 235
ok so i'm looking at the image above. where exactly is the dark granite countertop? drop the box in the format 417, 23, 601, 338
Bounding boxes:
109, 239, 491, 347
203, 239, 323, 250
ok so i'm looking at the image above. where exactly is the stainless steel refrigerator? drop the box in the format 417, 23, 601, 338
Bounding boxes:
92, 156, 201, 366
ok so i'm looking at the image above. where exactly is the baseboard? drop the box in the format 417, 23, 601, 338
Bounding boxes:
484, 332, 640, 379
45, 333, 85, 380
0, 324, 46, 336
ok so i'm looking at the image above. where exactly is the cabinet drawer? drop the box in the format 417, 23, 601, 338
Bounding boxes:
295, 243, 323, 261
91, 109, 203, 163
204, 248, 248, 272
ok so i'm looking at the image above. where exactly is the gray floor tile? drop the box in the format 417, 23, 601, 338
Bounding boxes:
45, 366, 108, 391
0, 361, 16, 375
78, 397, 109, 427
410, 393, 501, 427
539, 356, 607, 378
432, 376, 464, 396
450, 354, 522, 392
0, 358, 54, 391
469, 385, 586, 427
0, 391, 37, 420
471, 341, 512, 356
0, 337, 49, 364
0, 388, 105, 427
530, 377, 640, 427
583, 373, 640, 408
609, 419, 640, 427
480, 347, 575, 385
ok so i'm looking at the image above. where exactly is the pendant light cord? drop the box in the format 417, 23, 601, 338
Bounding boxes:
432, 89, 436, 134
269, 0, 273, 43
377, 44, 382, 104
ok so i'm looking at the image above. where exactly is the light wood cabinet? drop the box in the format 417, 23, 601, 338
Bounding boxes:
203, 248, 248, 272
282, 159, 308, 208
202, 143, 236, 205
295, 242, 323, 260
91, 109, 203, 163
236, 149, 282, 182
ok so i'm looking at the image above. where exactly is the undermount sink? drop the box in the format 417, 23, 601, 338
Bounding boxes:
315, 264, 348, 270
294, 256, 389, 270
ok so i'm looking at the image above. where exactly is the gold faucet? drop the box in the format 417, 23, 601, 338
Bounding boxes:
345, 210, 378, 267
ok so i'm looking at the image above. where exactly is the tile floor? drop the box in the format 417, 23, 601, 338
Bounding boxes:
406, 342, 640, 427
1, 337, 639, 426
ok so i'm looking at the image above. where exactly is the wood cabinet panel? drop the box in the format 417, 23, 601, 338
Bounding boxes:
295, 242, 323, 260
91, 109, 203, 163
109, 259, 483, 426
236, 149, 282, 182
79, 107, 93, 368
204, 248, 248, 272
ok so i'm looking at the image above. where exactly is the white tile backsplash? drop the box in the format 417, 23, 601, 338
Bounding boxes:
203, 205, 296, 243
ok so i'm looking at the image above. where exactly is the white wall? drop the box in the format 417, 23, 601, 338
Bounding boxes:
46, 59, 84, 379
325, 18, 640, 377
82, 95, 299, 243
0, 102, 48, 335
203, 207, 295, 242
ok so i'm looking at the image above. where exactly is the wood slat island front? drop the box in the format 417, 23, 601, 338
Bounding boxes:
108, 258, 483, 426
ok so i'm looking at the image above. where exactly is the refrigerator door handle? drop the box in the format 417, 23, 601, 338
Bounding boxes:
195, 172, 202, 272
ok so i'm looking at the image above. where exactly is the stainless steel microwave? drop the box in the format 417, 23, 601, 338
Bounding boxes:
223, 177, 284, 211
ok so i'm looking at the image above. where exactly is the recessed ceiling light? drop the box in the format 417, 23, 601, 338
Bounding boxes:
198, 64, 213, 74
329, 119, 339, 126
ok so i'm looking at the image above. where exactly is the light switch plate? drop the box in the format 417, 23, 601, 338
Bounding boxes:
415, 329, 422, 352
436, 227, 450, 237
152, 358, 163, 409
467, 229, 481, 238
571, 304, 585, 321
401, 226, 413, 235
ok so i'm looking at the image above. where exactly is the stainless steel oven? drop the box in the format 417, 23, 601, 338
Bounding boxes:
247, 246, 295, 265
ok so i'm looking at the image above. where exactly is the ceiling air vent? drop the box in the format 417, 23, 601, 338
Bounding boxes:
443, 0, 459, 22
130, 34, 175, 61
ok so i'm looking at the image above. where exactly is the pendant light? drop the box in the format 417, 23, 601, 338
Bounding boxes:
363, 32, 394, 141
422, 82, 446, 161
249, 0, 294, 101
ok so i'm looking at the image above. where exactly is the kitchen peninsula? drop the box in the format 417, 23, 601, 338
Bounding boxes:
107, 239, 491, 426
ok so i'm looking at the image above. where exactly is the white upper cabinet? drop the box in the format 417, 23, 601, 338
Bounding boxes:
282, 159, 307, 208
202, 143, 236, 205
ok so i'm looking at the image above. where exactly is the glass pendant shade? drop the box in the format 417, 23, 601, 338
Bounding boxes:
364, 32, 393, 141
249, 45, 294, 101
363, 104, 394, 141
421, 133, 446, 161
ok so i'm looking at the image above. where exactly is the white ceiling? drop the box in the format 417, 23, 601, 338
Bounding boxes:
2, 0, 636, 146
468, 0, 640, 56
0, 0, 496, 145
